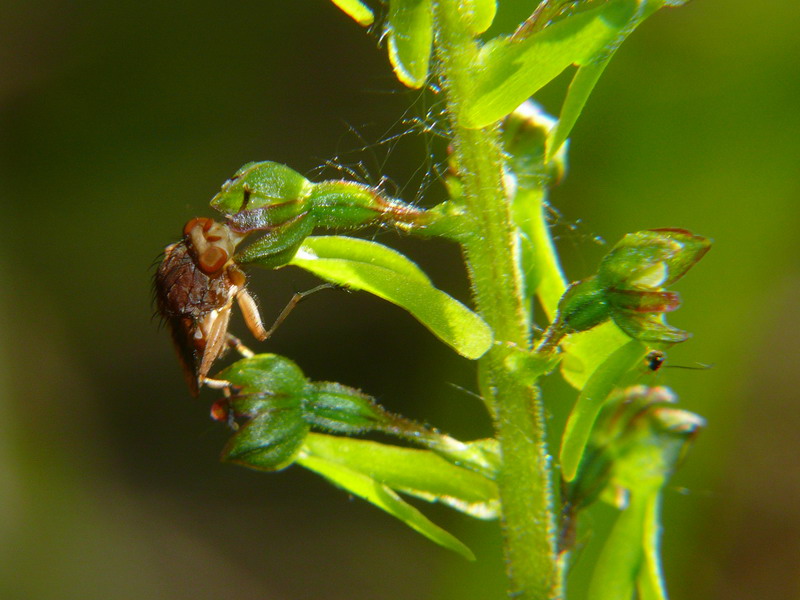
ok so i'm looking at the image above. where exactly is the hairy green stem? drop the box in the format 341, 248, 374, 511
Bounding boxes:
432, 2, 561, 598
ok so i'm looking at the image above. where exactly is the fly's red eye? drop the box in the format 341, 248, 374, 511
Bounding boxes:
183, 217, 214, 237
199, 246, 229, 273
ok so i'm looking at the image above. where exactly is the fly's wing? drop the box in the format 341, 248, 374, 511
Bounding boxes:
154, 242, 208, 397
165, 315, 201, 396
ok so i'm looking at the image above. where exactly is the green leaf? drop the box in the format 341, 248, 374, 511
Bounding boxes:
560, 320, 631, 389
297, 448, 476, 560
560, 340, 648, 482
289, 236, 493, 359
304, 433, 499, 518
386, 0, 433, 88
461, 0, 638, 128
459, 0, 497, 35
330, 0, 374, 26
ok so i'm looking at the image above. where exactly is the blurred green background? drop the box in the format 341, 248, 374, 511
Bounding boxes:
1, 1, 797, 599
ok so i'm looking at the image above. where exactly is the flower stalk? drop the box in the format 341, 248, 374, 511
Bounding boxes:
432, 1, 561, 597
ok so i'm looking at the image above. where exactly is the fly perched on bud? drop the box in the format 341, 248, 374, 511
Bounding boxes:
154, 217, 269, 396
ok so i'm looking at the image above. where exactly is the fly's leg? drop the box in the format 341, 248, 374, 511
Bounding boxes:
235, 283, 334, 344
261, 284, 334, 341
226, 332, 255, 357
201, 283, 332, 393
202, 376, 234, 390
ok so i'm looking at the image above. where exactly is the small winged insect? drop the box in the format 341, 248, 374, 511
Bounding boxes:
645, 349, 714, 373
154, 217, 269, 396
646, 350, 666, 372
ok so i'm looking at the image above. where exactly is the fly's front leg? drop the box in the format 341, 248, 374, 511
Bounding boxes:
226, 331, 255, 358
201, 376, 235, 391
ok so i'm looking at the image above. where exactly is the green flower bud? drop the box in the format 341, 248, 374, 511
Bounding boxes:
215, 355, 311, 471
566, 385, 704, 511
548, 229, 710, 347
212, 354, 448, 471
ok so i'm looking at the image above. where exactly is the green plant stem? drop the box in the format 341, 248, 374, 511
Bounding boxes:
432, 2, 560, 598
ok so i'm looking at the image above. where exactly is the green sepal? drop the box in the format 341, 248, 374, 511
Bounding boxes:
386, 0, 433, 89
329, 0, 374, 26
460, 0, 638, 128
598, 229, 711, 290
216, 353, 310, 396
289, 236, 493, 359
221, 407, 310, 472
210, 161, 312, 216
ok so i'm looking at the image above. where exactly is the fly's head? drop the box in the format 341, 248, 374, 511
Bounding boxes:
154, 218, 248, 395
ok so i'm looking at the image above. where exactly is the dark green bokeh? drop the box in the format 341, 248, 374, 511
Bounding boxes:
1, 1, 797, 599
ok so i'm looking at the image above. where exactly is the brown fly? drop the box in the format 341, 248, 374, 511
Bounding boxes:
154, 217, 268, 396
